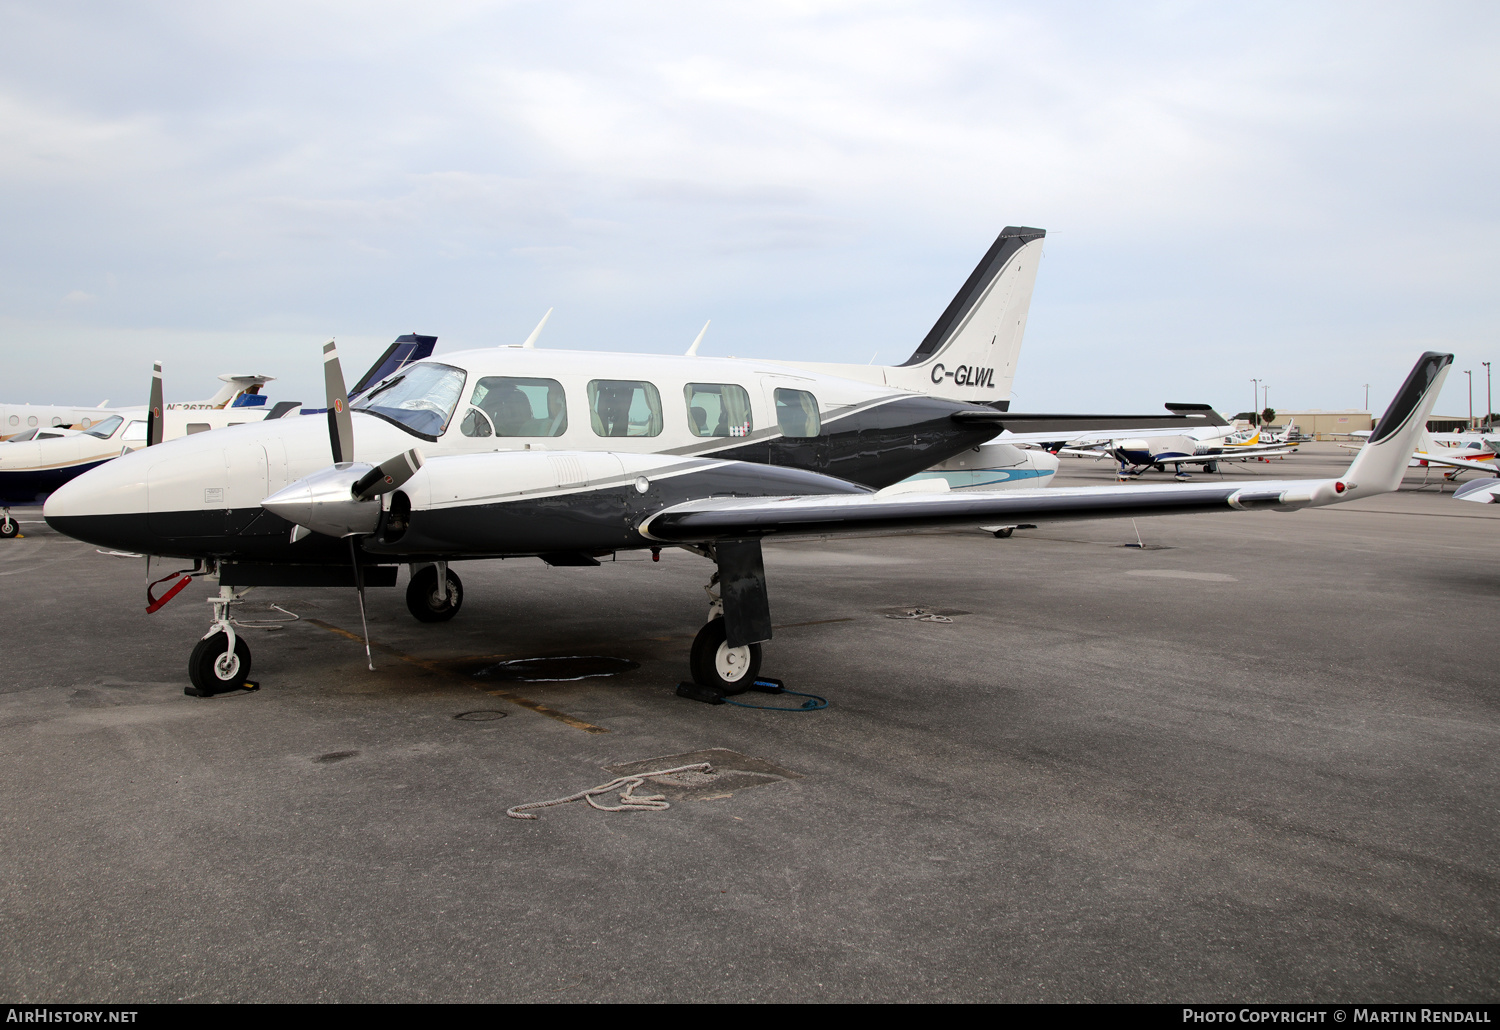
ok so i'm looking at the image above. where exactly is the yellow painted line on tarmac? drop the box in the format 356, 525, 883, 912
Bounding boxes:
305, 618, 609, 735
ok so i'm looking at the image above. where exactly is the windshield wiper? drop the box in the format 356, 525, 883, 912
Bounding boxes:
357, 374, 406, 404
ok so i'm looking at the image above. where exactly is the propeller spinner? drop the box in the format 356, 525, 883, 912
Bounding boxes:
261, 340, 424, 538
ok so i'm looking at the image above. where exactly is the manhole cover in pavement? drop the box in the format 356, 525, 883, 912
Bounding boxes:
473, 656, 640, 682
604, 748, 802, 801
454, 710, 509, 721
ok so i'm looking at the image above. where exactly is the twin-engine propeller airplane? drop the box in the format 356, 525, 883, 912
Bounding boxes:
1060, 425, 1295, 481
41, 226, 1453, 699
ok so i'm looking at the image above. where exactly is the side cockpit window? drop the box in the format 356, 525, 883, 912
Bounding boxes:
460, 377, 568, 438
588, 380, 662, 437
773, 388, 821, 438
121, 421, 148, 442
685, 384, 753, 438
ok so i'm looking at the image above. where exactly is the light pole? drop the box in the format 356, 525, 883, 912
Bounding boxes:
1465, 369, 1473, 430
1251, 379, 1260, 426
1262, 384, 1269, 421
1484, 362, 1492, 431
1363, 384, 1369, 411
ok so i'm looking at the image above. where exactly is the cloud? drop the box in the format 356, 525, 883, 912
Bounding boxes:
0, 1, 1495, 413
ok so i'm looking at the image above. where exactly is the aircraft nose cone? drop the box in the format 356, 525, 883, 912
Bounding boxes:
43, 450, 149, 550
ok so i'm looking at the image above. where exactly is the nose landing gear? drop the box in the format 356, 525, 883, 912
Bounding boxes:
0, 508, 18, 539
186, 586, 255, 696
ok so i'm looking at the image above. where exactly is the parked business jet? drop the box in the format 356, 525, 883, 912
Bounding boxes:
0, 374, 276, 441
0, 373, 277, 537
43, 326, 1450, 702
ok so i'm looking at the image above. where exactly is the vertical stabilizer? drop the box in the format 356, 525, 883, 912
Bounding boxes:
769, 226, 1045, 403
1344, 353, 1453, 499
882, 226, 1045, 402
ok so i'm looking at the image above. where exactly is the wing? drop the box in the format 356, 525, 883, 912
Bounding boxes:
640, 479, 1333, 543
1455, 478, 1500, 503
1184, 446, 1294, 461
643, 351, 1456, 543
1415, 450, 1500, 474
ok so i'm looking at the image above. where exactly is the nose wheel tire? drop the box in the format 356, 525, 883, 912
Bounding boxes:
406, 566, 463, 623
690, 616, 762, 691
0, 520, 17, 540
188, 631, 252, 694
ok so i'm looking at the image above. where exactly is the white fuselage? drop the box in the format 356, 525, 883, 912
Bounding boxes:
47, 347, 1019, 525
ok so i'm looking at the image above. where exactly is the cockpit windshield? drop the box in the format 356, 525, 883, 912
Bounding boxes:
82, 415, 124, 439
351, 362, 466, 438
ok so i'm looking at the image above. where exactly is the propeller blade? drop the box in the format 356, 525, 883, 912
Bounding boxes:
147, 361, 164, 446
351, 448, 424, 501
323, 340, 355, 464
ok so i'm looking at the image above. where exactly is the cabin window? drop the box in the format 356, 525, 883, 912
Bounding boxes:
587, 380, 663, 437
351, 361, 466, 439
27, 416, 37, 426
6, 415, 16, 426
82, 415, 124, 439
460, 377, 568, 438
186, 423, 211, 435
774, 388, 821, 438
121, 421, 147, 442
684, 384, 753, 438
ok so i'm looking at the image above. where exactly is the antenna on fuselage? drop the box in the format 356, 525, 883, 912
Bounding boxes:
519, 308, 553, 349
686, 320, 710, 357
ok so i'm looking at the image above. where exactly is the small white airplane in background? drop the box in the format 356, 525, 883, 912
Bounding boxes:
0, 372, 282, 537
0, 335, 440, 538
0, 374, 277, 440
1344, 429, 1500, 481
1453, 477, 1500, 503
1056, 422, 1295, 480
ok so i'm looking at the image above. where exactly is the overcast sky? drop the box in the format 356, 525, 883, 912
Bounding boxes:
2, 1, 1496, 418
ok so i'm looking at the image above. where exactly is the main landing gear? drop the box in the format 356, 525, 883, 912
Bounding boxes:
690, 572, 763, 692
678, 542, 774, 702
0, 508, 18, 539
406, 562, 463, 622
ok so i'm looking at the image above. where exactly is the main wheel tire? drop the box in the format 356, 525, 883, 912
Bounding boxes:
0, 520, 17, 539
188, 631, 251, 693
690, 616, 762, 692
992, 527, 1014, 539
406, 566, 463, 623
